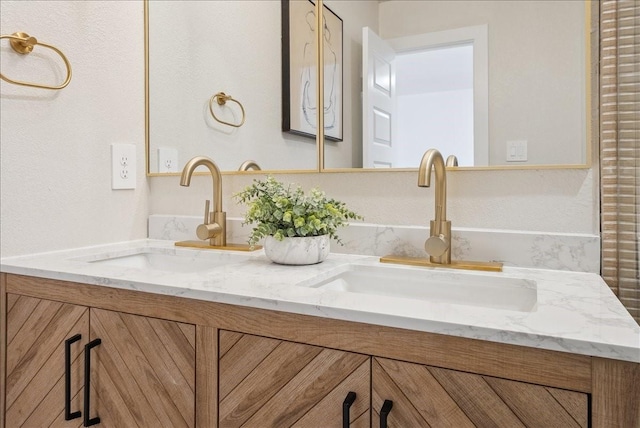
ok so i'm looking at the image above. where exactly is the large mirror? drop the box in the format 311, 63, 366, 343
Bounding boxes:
321, 0, 592, 169
146, 0, 319, 175
146, 0, 592, 175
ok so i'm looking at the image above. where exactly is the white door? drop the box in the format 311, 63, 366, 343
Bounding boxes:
362, 27, 396, 168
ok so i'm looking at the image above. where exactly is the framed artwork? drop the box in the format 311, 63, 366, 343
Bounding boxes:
282, 0, 343, 141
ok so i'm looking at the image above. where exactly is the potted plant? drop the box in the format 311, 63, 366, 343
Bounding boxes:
234, 176, 362, 265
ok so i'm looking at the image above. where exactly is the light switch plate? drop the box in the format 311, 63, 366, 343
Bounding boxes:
111, 143, 136, 189
506, 140, 527, 162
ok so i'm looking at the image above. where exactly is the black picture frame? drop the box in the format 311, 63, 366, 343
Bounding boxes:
281, 0, 343, 142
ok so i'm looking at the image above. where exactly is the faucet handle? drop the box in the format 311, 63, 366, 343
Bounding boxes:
425, 235, 449, 257
196, 199, 222, 240
203, 200, 211, 224
197, 222, 222, 240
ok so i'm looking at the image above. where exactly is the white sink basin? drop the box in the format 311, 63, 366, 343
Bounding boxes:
76, 247, 252, 273
300, 264, 537, 312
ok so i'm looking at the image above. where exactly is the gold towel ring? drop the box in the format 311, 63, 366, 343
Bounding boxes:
0, 32, 72, 90
209, 92, 246, 128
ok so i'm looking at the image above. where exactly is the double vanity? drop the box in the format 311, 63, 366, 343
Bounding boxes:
1, 239, 639, 427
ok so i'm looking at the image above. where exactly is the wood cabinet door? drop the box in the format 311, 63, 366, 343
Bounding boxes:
5, 293, 89, 427
373, 357, 589, 428
88, 308, 196, 428
219, 330, 371, 428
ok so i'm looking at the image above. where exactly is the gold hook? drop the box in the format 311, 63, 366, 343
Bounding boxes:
209, 92, 246, 128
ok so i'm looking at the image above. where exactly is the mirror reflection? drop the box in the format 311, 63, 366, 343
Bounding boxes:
322, 0, 589, 169
146, 0, 317, 174
146, 0, 590, 175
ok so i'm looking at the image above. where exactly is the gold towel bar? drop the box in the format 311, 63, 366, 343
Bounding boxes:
209, 92, 246, 128
0, 32, 72, 90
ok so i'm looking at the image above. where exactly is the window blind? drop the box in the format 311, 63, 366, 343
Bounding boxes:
600, 0, 640, 322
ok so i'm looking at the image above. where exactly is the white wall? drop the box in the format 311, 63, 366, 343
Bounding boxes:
1, 1, 599, 260
0, 1, 148, 257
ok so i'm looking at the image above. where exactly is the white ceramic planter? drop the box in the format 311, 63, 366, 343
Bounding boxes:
264, 235, 330, 265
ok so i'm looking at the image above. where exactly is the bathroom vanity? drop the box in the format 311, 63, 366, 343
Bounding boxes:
1, 240, 638, 427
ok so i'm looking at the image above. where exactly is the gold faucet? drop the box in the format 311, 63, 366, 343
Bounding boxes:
380, 148, 502, 272
418, 149, 451, 264
180, 156, 226, 247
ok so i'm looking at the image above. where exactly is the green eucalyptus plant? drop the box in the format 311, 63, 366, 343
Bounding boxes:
234, 176, 362, 247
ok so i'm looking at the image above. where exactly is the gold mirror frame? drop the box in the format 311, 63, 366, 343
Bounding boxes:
317, 0, 597, 173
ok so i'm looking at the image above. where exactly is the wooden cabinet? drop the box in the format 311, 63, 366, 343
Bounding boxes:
217, 334, 590, 427
372, 357, 589, 428
2, 273, 638, 428
218, 330, 370, 427
4, 294, 196, 428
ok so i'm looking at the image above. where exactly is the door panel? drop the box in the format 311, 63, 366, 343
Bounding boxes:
363, 26, 397, 168
373, 357, 588, 427
219, 331, 370, 428
90, 308, 196, 428
6, 294, 88, 428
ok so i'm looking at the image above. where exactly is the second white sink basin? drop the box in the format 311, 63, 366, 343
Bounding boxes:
76, 247, 252, 273
300, 264, 537, 312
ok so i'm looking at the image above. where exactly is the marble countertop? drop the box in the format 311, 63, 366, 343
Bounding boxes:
2, 239, 638, 363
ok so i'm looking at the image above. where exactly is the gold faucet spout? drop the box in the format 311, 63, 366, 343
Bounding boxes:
418, 149, 447, 222
418, 149, 451, 264
180, 156, 226, 246
180, 156, 223, 213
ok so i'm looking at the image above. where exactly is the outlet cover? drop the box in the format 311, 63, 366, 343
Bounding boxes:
158, 147, 179, 173
111, 143, 136, 189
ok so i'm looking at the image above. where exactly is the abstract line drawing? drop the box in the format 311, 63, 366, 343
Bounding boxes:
282, 0, 343, 141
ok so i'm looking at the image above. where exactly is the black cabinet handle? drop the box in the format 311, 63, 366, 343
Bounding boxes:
380, 399, 393, 428
83, 338, 102, 427
64, 334, 82, 421
342, 391, 357, 428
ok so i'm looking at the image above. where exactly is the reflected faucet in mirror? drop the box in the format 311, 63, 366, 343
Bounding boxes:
180, 156, 227, 247
238, 160, 262, 171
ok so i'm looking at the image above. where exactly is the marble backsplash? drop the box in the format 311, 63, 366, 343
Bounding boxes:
148, 215, 600, 273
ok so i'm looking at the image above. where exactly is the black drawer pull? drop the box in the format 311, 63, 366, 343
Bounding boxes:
83, 338, 102, 427
380, 399, 393, 428
64, 334, 82, 420
342, 391, 357, 428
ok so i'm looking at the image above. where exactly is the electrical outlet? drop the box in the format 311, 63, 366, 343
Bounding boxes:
111, 143, 136, 189
158, 147, 179, 173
